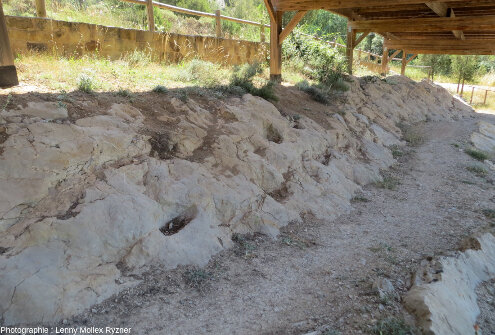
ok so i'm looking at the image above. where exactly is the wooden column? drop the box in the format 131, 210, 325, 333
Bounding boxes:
35, 0, 47, 18
146, 0, 155, 32
260, 25, 265, 42
215, 10, 222, 38
270, 10, 282, 82
401, 50, 407, 76
346, 26, 355, 75
381, 47, 389, 75
0, 0, 18, 88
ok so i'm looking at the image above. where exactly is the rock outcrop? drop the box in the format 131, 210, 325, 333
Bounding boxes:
405, 233, 495, 335
0, 76, 473, 325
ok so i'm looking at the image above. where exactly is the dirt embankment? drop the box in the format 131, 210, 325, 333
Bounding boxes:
0, 75, 482, 330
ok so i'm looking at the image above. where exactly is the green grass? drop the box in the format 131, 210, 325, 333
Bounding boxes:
466, 165, 488, 177
152, 85, 168, 93
465, 148, 489, 161
372, 318, 416, 335
375, 176, 400, 190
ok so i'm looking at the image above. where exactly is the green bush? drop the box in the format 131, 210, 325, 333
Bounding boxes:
229, 63, 278, 101
175, 59, 222, 87
283, 31, 348, 90
78, 74, 95, 93
296, 80, 328, 104
152, 85, 168, 93
465, 148, 489, 161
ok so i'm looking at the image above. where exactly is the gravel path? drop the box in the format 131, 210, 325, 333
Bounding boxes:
64, 115, 495, 335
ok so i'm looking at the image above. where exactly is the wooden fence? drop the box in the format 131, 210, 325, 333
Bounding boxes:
457, 84, 495, 106
32, 0, 269, 42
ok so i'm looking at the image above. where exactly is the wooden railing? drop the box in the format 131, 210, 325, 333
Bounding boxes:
33, 0, 269, 42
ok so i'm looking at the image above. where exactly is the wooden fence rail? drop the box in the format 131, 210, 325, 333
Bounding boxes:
458, 84, 495, 106
33, 0, 269, 42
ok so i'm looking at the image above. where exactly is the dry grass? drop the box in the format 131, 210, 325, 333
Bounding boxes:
13, 53, 234, 92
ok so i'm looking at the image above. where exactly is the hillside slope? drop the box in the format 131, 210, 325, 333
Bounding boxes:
0, 76, 473, 325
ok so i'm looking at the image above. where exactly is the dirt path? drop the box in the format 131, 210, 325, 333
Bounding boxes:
65, 115, 495, 335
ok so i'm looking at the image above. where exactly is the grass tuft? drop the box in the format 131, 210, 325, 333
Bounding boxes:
372, 318, 416, 335
183, 267, 212, 290
466, 165, 488, 177
465, 148, 489, 161
77, 74, 96, 93
152, 85, 168, 93
375, 176, 400, 190
116, 88, 133, 98
296, 80, 329, 104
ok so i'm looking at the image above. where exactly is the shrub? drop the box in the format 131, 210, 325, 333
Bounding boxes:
372, 318, 416, 335
116, 88, 133, 98
466, 165, 488, 177
465, 148, 489, 161
123, 50, 151, 67
229, 63, 278, 101
296, 80, 328, 104
175, 59, 222, 88
152, 85, 168, 93
78, 74, 95, 93
283, 31, 348, 90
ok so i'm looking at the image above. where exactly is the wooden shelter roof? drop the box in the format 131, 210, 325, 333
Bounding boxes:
270, 0, 495, 55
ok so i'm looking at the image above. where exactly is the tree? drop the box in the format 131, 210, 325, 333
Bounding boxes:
452, 55, 479, 95
418, 54, 451, 80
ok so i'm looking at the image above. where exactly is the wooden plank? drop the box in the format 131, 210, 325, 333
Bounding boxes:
146, 0, 155, 32
215, 10, 222, 38
346, 26, 355, 74
384, 38, 495, 49
406, 54, 417, 64
36, 0, 47, 18
279, 10, 307, 44
449, 9, 465, 40
354, 30, 370, 46
264, 0, 276, 23
389, 49, 402, 59
425, 2, 448, 17
381, 47, 389, 75
270, 10, 283, 81
122, 0, 270, 27
349, 15, 495, 33
271, 0, 469, 11
0, 0, 18, 87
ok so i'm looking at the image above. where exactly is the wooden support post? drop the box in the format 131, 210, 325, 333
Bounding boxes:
146, 0, 155, 32
35, 0, 47, 18
381, 47, 389, 75
401, 50, 407, 76
358, 49, 361, 64
470, 86, 475, 104
484, 90, 488, 105
215, 10, 222, 38
0, 0, 18, 88
260, 25, 265, 43
346, 25, 355, 75
269, 10, 282, 82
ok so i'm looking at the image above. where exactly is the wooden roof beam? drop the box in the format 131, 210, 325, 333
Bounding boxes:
272, 0, 469, 11
349, 15, 495, 32
279, 10, 308, 44
426, 2, 465, 39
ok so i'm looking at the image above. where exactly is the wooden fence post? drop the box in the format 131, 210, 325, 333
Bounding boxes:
146, 0, 155, 32
215, 10, 222, 38
260, 25, 265, 42
484, 90, 488, 105
35, 0, 47, 18
470, 86, 475, 104
401, 50, 407, 75
0, 0, 18, 87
